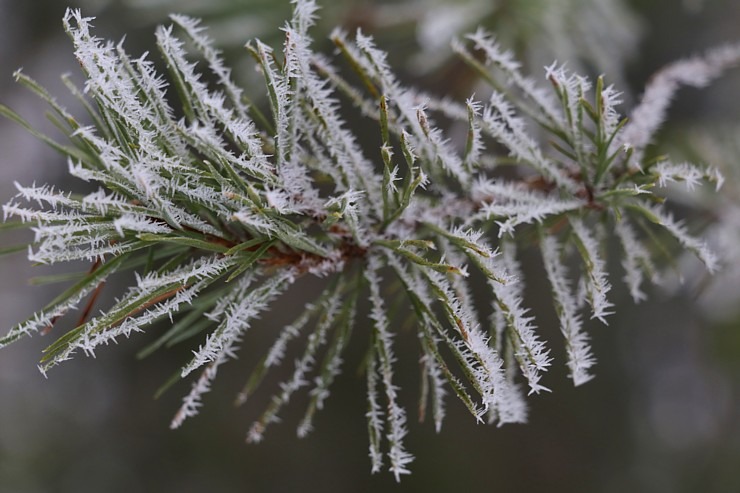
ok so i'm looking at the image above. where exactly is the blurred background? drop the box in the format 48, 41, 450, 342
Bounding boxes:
1, 0, 739, 491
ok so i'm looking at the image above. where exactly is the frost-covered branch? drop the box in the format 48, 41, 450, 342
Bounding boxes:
0, 0, 734, 479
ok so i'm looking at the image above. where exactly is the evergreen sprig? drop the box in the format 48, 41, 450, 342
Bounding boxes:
2, 0, 737, 480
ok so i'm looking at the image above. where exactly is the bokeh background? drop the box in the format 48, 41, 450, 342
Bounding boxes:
1, 0, 739, 491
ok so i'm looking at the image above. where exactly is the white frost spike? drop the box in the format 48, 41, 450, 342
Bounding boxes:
265, 310, 312, 370
468, 178, 583, 236
384, 252, 485, 421
232, 300, 316, 408
365, 255, 414, 481
424, 268, 531, 419
283, 23, 382, 208
75, 281, 203, 358
440, 225, 510, 284
113, 214, 171, 236
64, 11, 159, 143
485, 199, 584, 238
348, 30, 466, 192
28, 235, 133, 265
297, 289, 356, 439
81, 188, 154, 216
0, 260, 122, 348
324, 190, 367, 246
155, 24, 210, 114
464, 97, 485, 169
3, 202, 85, 225
247, 283, 341, 444
456, 29, 562, 125
600, 83, 624, 139
614, 217, 657, 303
41, 277, 208, 374
637, 201, 719, 273
12, 182, 73, 209
137, 255, 235, 291
420, 347, 447, 433
415, 103, 470, 185
249, 39, 294, 168
654, 161, 724, 191
481, 253, 552, 395
366, 350, 385, 473
182, 269, 296, 377
569, 218, 613, 323
171, 340, 237, 429
169, 14, 250, 119
545, 62, 592, 175
540, 235, 595, 386
620, 42, 740, 164
232, 210, 276, 236
291, 0, 320, 35
481, 91, 578, 192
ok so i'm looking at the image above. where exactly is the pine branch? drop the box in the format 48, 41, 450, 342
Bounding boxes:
1, 0, 736, 479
